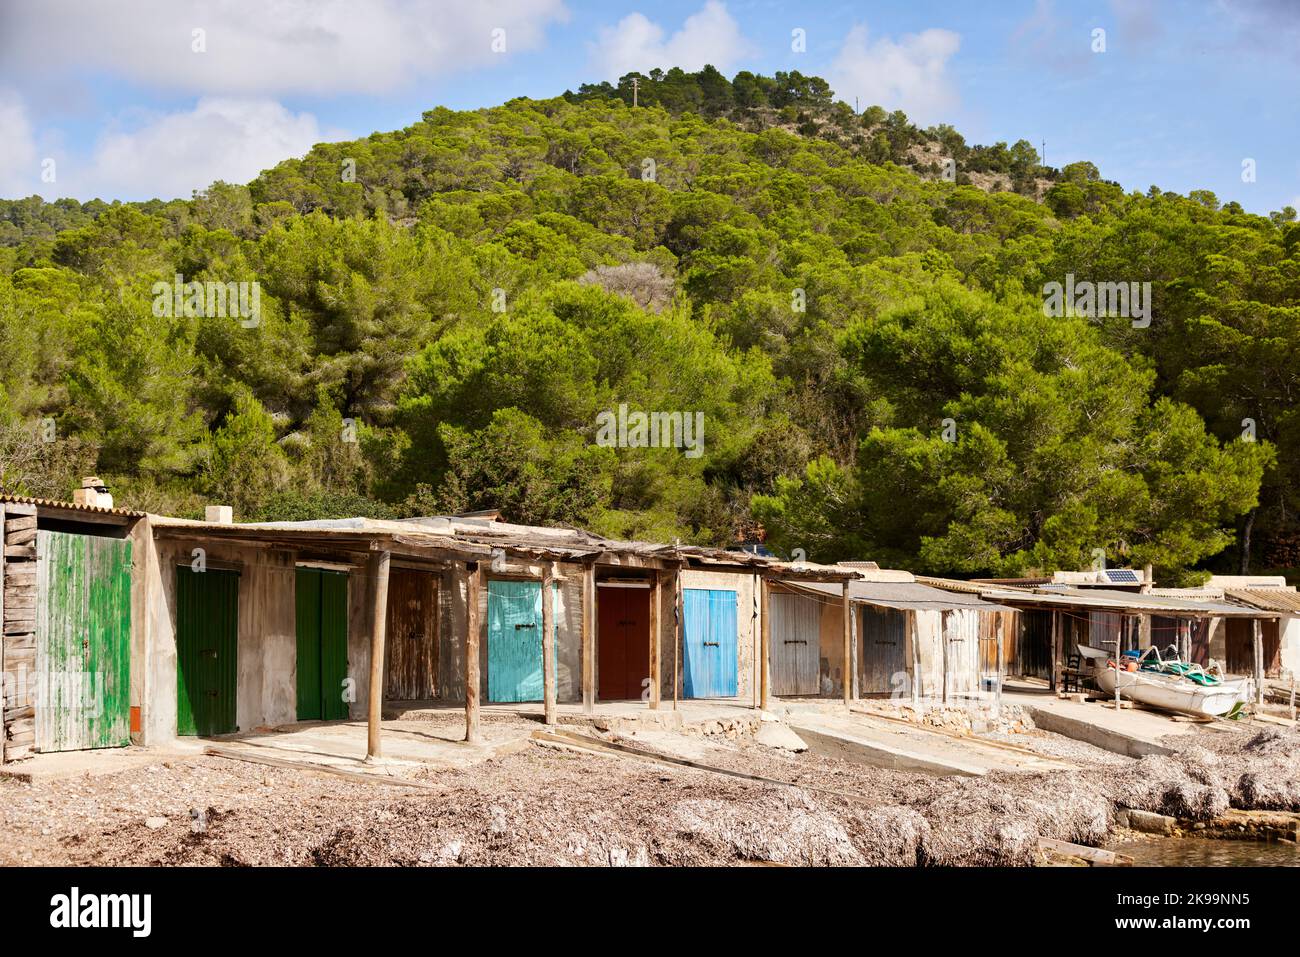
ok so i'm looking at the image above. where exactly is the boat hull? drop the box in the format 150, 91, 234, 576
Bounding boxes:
1094, 668, 1245, 718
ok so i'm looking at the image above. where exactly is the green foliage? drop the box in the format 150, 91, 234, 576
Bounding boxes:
0, 69, 1291, 580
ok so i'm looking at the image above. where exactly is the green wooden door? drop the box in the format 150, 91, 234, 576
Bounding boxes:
296, 567, 349, 720
176, 567, 238, 735
35, 531, 132, 752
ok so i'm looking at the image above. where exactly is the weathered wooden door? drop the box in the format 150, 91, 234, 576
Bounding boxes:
1226, 618, 1281, 676
383, 567, 437, 701
682, 588, 737, 698
597, 585, 651, 701
1018, 610, 1053, 680
176, 567, 238, 735
488, 580, 560, 703
771, 592, 820, 696
859, 605, 907, 695
296, 567, 350, 720
34, 531, 132, 752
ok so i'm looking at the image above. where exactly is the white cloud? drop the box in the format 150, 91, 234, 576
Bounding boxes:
88, 99, 344, 200
828, 24, 961, 127
590, 1, 754, 80
0, 90, 39, 197
0, 0, 569, 96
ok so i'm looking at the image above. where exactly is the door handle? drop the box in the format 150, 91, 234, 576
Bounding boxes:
703, 641, 719, 647
784, 640, 807, 645
515, 622, 536, 630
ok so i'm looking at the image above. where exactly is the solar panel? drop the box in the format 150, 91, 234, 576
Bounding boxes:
1105, 569, 1140, 583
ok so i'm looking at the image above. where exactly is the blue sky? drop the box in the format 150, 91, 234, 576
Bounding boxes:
1, 0, 1297, 214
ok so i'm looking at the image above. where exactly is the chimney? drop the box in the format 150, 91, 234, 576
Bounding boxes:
73, 476, 113, 509
205, 505, 234, 524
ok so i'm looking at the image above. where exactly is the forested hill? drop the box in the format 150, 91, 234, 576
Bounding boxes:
1, 67, 1298, 584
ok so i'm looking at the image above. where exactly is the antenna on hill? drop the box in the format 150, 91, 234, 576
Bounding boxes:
632, 76, 639, 107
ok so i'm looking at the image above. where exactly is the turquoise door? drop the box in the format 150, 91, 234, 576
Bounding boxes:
683, 588, 737, 698
487, 580, 558, 703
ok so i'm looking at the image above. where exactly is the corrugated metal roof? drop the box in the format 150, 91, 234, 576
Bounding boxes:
1224, 588, 1300, 614
0, 493, 144, 518
786, 579, 1017, 613
148, 513, 858, 577
969, 585, 1267, 617
1147, 587, 1225, 600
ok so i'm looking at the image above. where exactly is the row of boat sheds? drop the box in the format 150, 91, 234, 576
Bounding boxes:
1, 487, 1297, 762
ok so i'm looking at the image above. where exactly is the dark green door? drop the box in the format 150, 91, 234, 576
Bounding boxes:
296, 567, 349, 720
176, 567, 238, 735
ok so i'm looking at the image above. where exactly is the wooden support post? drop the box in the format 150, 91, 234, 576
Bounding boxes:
541, 563, 557, 726
366, 550, 392, 760
842, 583, 852, 706
673, 568, 682, 711
649, 570, 662, 710
849, 598, 858, 701
582, 563, 595, 715
0, 503, 6, 765
759, 575, 771, 712
1252, 618, 1265, 706
464, 562, 481, 744
995, 626, 1004, 718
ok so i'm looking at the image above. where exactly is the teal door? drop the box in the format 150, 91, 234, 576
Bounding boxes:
487, 580, 558, 703
296, 567, 349, 720
176, 567, 239, 735
683, 588, 737, 698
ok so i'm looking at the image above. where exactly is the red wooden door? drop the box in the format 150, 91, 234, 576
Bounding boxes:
597, 586, 651, 700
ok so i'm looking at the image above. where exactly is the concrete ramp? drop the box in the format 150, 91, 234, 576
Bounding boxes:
788, 713, 1075, 777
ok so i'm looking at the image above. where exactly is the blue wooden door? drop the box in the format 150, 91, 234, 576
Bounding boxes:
487, 580, 559, 703
683, 588, 737, 698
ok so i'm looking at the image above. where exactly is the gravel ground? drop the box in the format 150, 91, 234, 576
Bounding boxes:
0, 719, 1294, 867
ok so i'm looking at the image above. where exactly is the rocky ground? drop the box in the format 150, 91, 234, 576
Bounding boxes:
1, 717, 1295, 867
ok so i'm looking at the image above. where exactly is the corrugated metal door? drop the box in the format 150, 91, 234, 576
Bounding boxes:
683, 588, 737, 698
296, 567, 350, 720
597, 585, 651, 701
487, 580, 558, 703
859, 605, 907, 695
176, 567, 238, 735
319, 571, 349, 718
384, 567, 437, 700
771, 592, 820, 696
34, 531, 132, 752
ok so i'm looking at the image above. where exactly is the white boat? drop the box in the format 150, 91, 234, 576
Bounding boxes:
1093, 665, 1247, 718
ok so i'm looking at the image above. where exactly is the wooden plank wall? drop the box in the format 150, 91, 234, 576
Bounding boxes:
2, 502, 38, 761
